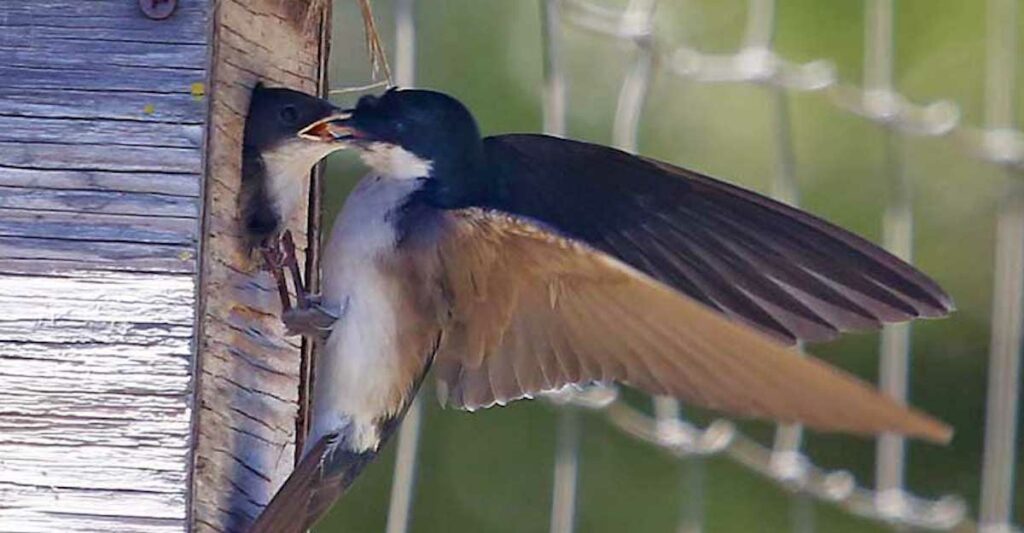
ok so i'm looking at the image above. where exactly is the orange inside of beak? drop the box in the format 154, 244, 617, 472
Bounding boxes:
299, 114, 354, 142
302, 122, 335, 141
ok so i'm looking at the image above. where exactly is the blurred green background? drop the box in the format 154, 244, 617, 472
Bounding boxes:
316, 1, 1023, 531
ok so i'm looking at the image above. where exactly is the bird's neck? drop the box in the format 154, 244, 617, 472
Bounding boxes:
261, 140, 343, 224
418, 142, 491, 209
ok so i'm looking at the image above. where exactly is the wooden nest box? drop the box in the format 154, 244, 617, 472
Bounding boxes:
0, 1, 331, 531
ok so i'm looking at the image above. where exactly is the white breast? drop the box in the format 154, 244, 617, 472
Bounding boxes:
305, 174, 423, 454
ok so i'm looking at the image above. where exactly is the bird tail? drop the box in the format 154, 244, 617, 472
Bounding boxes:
247, 435, 377, 533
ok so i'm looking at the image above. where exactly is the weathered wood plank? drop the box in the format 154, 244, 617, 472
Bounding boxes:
0, 510, 184, 533
0, 0, 211, 528
0, 1, 329, 531
0, 483, 188, 519
0, 319, 192, 344
0, 236, 195, 274
0, 142, 201, 174
0, 64, 208, 93
0, 186, 200, 217
0, 461, 186, 494
0, 88, 205, 124
0, 1, 208, 40
191, 0, 329, 531
1, 342, 191, 380
0, 25, 207, 48
0, 271, 195, 312
0, 210, 197, 245
0, 116, 203, 148
0, 167, 200, 197
0, 271, 195, 532
0, 40, 207, 70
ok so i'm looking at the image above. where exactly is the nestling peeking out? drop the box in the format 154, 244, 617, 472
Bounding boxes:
240, 83, 351, 314
243, 86, 955, 533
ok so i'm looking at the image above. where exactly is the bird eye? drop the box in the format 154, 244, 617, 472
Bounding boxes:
279, 105, 299, 124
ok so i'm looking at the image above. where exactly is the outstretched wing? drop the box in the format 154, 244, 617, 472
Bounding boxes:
432, 208, 950, 443
479, 134, 953, 344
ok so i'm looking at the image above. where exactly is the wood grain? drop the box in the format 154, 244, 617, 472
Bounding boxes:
0, 2, 328, 530
0, 2, 208, 531
191, 0, 330, 531
0, 273, 196, 532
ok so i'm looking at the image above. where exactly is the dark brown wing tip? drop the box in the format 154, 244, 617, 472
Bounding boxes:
934, 291, 957, 316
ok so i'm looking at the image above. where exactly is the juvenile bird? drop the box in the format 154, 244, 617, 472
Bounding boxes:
240, 83, 350, 309
249, 87, 954, 533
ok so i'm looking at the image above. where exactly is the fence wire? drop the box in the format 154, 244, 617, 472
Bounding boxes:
378, 1, 1023, 532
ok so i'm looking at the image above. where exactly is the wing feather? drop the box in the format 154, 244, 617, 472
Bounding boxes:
433, 208, 951, 442
479, 134, 953, 343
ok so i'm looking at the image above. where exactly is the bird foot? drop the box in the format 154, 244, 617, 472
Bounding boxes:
282, 299, 341, 341
260, 235, 292, 312
278, 231, 341, 340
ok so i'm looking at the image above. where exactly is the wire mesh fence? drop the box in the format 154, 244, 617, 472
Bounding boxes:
339, 1, 1023, 532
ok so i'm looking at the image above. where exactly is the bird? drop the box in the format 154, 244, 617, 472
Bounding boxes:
247, 87, 954, 533
239, 83, 351, 310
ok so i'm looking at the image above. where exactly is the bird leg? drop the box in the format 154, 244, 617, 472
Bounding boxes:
260, 235, 293, 313
281, 230, 309, 308
279, 230, 341, 341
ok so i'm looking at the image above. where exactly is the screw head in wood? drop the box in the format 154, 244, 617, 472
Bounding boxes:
139, 0, 177, 20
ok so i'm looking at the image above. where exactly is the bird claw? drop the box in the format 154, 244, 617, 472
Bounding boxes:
282, 302, 340, 341
276, 230, 340, 340
260, 236, 292, 312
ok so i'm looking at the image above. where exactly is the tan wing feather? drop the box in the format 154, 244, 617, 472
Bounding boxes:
433, 208, 951, 443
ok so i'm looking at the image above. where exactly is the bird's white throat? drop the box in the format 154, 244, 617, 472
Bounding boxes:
262, 138, 344, 224
359, 142, 434, 180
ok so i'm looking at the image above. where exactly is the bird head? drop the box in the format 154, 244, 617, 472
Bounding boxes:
321, 88, 484, 181
244, 83, 353, 176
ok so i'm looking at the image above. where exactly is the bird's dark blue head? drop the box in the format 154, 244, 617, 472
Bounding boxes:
327, 89, 488, 201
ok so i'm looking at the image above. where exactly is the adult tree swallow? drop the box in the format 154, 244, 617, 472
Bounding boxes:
248, 88, 954, 533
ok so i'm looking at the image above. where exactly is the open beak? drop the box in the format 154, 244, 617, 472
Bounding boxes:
297, 111, 356, 142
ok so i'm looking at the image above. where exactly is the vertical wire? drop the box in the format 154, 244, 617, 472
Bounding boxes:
769, 86, 815, 533
863, 0, 913, 515
743, 0, 775, 51
979, 0, 1022, 530
385, 2, 422, 533
394, 0, 416, 88
550, 407, 583, 533
542, 3, 580, 533
983, 0, 1016, 133
756, 2, 814, 531
606, 0, 711, 530
677, 456, 706, 533
542, 0, 568, 137
386, 398, 424, 533
864, 0, 893, 94
981, 180, 1024, 533
653, 398, 706, 533
876, 127, 912, 508
611, 0, 657, 152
